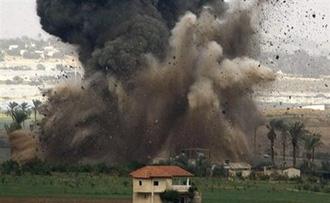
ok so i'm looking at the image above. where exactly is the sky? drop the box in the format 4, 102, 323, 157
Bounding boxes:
0, 0, 329, 56
0, 0, 50, 39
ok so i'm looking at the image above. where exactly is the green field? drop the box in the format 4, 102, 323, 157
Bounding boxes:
0, 174, 330, 203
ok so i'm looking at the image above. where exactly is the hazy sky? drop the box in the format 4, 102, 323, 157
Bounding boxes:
0, 0, 50, 39
0, 0, 329, 55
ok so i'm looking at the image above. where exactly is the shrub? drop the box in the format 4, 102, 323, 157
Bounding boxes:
160, 190, 180, 202
249, 171, 257, 180
312, 185, 321, 192
302, 183, 311, 191
21, 159, 51, 175
212, 166, 226, 177
307, 176, 318, 183
270, 173, 287, 181
188, 183, 198, 199
94, 163, 111, 174
323, 186, 330, 193
0, 160, 21, 175
259, 175, 270, 181
291, 176, 303, 183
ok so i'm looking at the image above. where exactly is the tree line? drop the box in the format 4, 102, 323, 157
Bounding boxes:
266, 118, 322, 169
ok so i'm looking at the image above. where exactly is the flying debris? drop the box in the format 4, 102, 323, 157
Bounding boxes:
14, 0, 278, 164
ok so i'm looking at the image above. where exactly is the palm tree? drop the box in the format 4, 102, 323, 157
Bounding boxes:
271, 119, 290, 165
20, 102, 30, 112
267, 124, 277, 167
5, 102, 30, 132
311, 133, 322, 162
19, 102, 31, 128
288, 121, 305, 167
11, 109, 29, 126
6, 101, 18, 120
32, 99, 42, 124
303, 132, 322, 167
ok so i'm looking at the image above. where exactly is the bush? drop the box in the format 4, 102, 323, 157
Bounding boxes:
188, 183, 198, 199
307, 176, 318, 183
323, 186, 330, 193
212, 166, 226, 177
160, 190, 180, 202
21, 159, 51, 175
270, 173, 288, 181
0, 160, 21, 175
249, 171, 257, 180
303, 183, 311, 191
259, 175, 270, 181
312, 185, 321, 192
94, 163, 111, 174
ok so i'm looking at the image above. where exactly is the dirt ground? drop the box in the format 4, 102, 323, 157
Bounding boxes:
0, 197, 131, 203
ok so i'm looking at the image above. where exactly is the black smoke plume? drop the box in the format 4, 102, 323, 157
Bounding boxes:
34, 0, 275, 164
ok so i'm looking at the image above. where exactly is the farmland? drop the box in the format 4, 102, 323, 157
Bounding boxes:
0, 175, 330, 203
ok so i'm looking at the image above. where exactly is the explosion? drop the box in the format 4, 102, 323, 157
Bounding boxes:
31, 0, 275, 164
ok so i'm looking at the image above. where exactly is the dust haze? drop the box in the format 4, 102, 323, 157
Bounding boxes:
17, 0, 276, 164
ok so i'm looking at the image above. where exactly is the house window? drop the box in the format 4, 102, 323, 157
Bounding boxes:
139, 180, 142, 186
153, 181, 159, 186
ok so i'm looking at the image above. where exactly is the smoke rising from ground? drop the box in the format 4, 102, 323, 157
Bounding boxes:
34, 0, 275, 164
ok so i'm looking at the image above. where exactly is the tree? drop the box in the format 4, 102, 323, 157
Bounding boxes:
19, 102, 31, 128
266, 123, 277, 167
303, 132, 322, 167
288, 121, 305, 168
6, 102, 18, 120
32, 99, 42, 125
20, 102, 30, 112
271, 119, 290, 166
5, 101, 31, 133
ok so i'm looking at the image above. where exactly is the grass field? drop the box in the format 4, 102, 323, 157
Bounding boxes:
0, 174, 330, 203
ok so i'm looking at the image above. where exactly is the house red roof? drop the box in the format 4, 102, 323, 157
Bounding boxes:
130, 166, 193, 179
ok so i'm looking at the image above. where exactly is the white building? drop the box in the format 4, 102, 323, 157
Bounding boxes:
283, 168, 301, 178
8, 45, 19, 50
224, 162, 252, 178
130, 166, 200, 203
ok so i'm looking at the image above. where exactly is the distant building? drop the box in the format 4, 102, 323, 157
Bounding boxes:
8, 45, 19, 50
20, 50, 27, 56
223, 161, 252, 178
260, 166, 301, 178
130, 165, 200, 203
301, 104, 325, 111
283, 168, 301, 178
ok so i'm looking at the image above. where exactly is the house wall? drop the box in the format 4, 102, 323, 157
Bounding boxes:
133, 178, 172, 193
283, 169, 301, 178
132, 178, 173, 203
133, 193, 162, 203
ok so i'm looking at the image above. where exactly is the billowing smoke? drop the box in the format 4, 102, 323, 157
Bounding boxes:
35, 0, 275, 164
9, 130, 41, 164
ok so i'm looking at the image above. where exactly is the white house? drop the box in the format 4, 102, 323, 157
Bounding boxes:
130, 165, 200, 203
283, 168, 301, 178
224, 162, 252, 178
